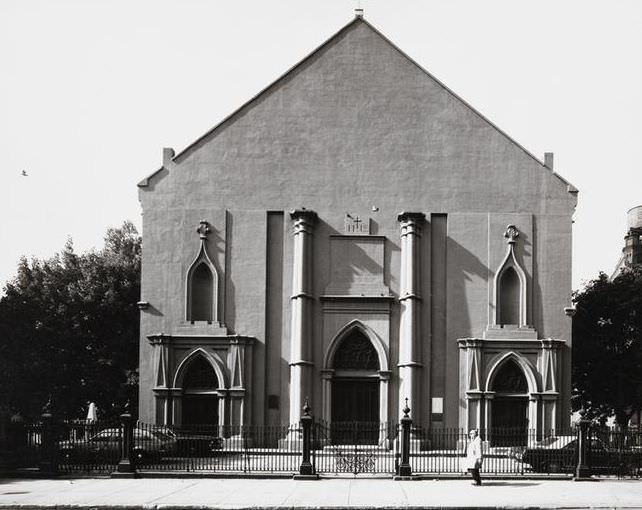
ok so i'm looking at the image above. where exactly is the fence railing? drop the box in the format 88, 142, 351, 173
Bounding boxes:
2, 405, 641, 479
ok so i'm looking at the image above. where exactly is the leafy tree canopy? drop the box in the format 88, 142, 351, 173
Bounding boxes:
572, 267, 642, 429
0, 222, 140, 420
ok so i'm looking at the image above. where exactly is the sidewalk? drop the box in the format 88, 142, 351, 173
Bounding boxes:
1, 477, 642, 509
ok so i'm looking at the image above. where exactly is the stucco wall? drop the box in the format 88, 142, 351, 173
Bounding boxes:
137, 19, 576, 427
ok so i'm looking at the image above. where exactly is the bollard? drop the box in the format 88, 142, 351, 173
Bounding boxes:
294, 399, 318, 480
38, 398, 58, 476
113, 402, 137, 477
574, 419, 592, 480
396, 399, 412, 477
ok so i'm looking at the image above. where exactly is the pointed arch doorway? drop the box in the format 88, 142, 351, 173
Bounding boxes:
490, 359, 529, 446
323, 324, 389, 445
180, 355, 220, 426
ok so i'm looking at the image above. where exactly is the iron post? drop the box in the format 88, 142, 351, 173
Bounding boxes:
574, 419, 593, 480
397, 399, 412, 477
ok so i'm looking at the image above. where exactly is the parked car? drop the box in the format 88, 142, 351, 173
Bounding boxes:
521, 435, 641, 475
58, 427, 177, 463
170, 427, 224, 455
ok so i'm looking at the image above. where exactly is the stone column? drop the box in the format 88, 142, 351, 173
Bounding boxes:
288, 209, 317, 425
397, 212, 425, 421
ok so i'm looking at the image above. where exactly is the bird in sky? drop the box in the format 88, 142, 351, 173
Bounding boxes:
21, 170, 28, 176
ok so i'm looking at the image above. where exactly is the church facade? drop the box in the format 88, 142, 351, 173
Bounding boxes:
137, 15, 578, 438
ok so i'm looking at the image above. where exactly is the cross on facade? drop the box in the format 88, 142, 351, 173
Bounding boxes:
354, 0, 365, 17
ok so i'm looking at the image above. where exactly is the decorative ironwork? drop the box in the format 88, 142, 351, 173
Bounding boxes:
183, 356, 218, 389
335, 450, 376, 473
333, 331, 379, 370
313, 421, 393, 475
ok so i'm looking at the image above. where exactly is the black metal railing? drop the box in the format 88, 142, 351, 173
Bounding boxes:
56, 419, 121, 474
311, 421, 397, 475
2, 404, 641, 479
133, 422, 302, 473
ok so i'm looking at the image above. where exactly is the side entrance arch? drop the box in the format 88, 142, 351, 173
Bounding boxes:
172, 349, 227, 431
486, 356, 534, 446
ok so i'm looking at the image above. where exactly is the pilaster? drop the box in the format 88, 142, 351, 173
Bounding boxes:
397, 212, 425, 420
288, 209, 317, 425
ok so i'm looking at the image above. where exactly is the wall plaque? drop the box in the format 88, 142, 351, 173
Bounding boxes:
344, 214, 370, 235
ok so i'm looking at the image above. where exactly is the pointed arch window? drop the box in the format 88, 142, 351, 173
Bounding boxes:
183, 355, 219, 390
333, 330, 379, 370
491, 359, 528, 393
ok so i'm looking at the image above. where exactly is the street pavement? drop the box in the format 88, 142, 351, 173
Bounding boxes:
1, 477, 642, 509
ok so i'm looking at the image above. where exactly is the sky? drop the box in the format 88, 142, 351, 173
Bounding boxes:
1, 0, 641, 292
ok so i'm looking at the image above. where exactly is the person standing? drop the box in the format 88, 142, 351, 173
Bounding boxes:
465, 429, 483, 485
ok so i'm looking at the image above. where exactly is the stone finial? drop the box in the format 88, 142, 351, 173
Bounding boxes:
504, 224, 519, 244
196, 220, 210, 240
303, 398, 311, 417
403, 398, 410, 418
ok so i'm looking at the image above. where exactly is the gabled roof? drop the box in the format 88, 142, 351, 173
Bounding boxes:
139, 15, 577, 194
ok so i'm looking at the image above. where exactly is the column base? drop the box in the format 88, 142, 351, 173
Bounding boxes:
293, 474, 319, 480
393, 475, 421, 481
573, 465, 594, 481
112, 459, 138, 478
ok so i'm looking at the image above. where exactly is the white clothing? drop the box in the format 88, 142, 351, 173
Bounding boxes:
463, 435, 483, 470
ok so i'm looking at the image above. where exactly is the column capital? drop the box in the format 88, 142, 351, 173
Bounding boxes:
290, 209, 318, 224
397, 211, 426, 224
540, 338, 565, 350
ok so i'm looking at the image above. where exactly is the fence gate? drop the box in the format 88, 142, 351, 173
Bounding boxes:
312, 421, 397, 475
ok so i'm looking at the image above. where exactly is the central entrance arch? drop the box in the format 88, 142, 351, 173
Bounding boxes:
331, 330, 380, 424
322, 321, 390, 445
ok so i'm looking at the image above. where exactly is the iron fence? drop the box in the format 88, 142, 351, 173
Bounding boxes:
56, 419, 121, 474
134, 422, 302, 473
311, 421, 397, 475
2, 412, 642, 478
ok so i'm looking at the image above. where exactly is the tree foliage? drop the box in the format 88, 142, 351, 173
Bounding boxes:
0, 222, 141, 420
572, 267, 642, 428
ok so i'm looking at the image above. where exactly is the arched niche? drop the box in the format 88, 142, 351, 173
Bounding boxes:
492, 225, 528, 327
186, 243, 219, 323
498, 267, 520, 325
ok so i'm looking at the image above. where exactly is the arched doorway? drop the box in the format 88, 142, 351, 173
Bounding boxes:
181, 356, 219, 426
491, 359, 529, 446
330, 329, 380, 444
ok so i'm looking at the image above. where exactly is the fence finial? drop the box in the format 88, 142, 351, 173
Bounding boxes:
403, 397, 410, 418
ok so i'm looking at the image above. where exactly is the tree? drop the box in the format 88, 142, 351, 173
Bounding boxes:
0, 222, 141, 420
572, 267, 642, 429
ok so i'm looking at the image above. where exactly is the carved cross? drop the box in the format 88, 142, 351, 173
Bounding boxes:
196, 220, 210, 240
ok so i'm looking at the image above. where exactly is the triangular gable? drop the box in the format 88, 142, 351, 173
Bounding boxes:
139, 15, 577, 194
